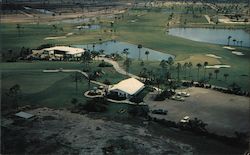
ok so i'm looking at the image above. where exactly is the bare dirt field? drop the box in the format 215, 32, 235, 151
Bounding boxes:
2, 107, 193, 154
146, 87, 250, 137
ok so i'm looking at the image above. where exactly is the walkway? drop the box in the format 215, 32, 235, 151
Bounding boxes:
204, 15, 214, 24
43, 69, 107, 87
96, 57, 140, 79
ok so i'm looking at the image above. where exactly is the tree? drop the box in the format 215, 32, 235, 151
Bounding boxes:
227, 36, 232, 46
176, 63, 181, 81
196, 63, 202, 80
167, 57, 174, 78
6, 84, 21, 109
145, 50, 150, 61
183, 62, 188, 79
92, 43, 96, 52
16, 24, 21, 37
232, 39, 236, 46
239, 41, 243, 47
188, 62, 193, 79
137, 44, 142, 60
122, 48, 129, 59
214, 69, 220, 79
208, 72, 213, 80
203, 61, 208, 79
71, 72, 82, 94
123, 58, 132, 75
224, 73, 229, 81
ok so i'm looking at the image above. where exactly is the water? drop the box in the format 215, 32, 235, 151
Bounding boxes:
168, 28, 250, 47
73, 41, 174, 61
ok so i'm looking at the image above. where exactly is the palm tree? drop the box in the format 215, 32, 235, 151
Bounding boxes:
123, 58, 132, 75
232, 39, 236, 46
240, 41, 243, 47
203, 61, 208, 79
196, 63, 202, 80
137, 44, 142, 60
122, 48, 129, 59
176, 63, 181, 81
188, 62, 193, 79
227, 36, 232, 46
16, 24, 21, 37
167, 57, 174, 78
183, 62, 188, 79
92, 43, 96, 52
208, 72, 213, 80
223, 73, 229, 81
214, 69, 220, 79
145, 50, 150, 61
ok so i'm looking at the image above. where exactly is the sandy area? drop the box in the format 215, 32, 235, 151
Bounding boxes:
232, 51, 244, 56
206, 54, 222, 59
14, 107, 193, 154
223, 46, 236, 50
205, 64, 231, 69
44, 36, 67, 40
145, 87, 250, 137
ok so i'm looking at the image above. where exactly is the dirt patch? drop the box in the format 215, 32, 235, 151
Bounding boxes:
2, 107, 194, 154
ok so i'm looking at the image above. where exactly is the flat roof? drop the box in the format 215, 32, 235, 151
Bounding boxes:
15, 111, 34, 119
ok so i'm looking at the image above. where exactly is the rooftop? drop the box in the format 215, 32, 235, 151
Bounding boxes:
44, 46, 84, 55
110, 78, 145, 95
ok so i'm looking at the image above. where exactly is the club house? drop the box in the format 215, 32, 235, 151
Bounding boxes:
32, 46, 85, 60
108, 78, 145, 99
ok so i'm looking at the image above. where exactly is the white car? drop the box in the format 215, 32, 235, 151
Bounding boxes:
171, 95, 185, 101
177, 92, 190, 97
180, 116, 190, 123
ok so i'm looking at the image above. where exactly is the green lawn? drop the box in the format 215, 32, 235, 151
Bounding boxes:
1, 61, 127, 108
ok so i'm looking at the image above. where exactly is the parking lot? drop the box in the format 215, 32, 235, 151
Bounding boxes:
145, 87, 250, 136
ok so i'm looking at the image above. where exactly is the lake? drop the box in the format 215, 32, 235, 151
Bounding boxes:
168, 28, 250, 47
73, 41, 174, 61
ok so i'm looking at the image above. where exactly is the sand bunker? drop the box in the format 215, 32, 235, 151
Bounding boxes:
205, 65, 231, 69
232, 51, 244, 56
223, 46, 235, 50
206, 54, 222, 59
44, 36, 67, 40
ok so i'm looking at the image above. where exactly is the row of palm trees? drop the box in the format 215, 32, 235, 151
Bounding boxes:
227, 36, 244, 47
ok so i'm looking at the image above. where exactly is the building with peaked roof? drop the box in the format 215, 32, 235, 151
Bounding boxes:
109, 78, 145, 98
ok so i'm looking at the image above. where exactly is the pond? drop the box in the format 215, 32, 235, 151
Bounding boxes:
73, 41, 174, 61
168, 28, 250, 47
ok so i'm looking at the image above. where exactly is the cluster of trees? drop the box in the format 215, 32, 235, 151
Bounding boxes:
227, 36, 244, 47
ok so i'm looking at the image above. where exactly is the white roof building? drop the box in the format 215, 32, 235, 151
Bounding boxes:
43, 46, 85, 56
109, 78, 145, 98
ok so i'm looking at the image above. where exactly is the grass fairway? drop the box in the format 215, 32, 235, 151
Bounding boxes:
1, 61, 127, 108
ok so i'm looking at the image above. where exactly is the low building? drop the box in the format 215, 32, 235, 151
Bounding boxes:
109, 78, 145, 98
32, 46, 85, 60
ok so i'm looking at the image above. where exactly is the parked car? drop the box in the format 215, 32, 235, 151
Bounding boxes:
171, 95, 185, 101
176, 92, 190, 97
152, 109, 167, 115
180, 116, 190, 123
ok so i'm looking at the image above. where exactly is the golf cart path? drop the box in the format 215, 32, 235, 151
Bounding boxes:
96, 57, 140, 79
